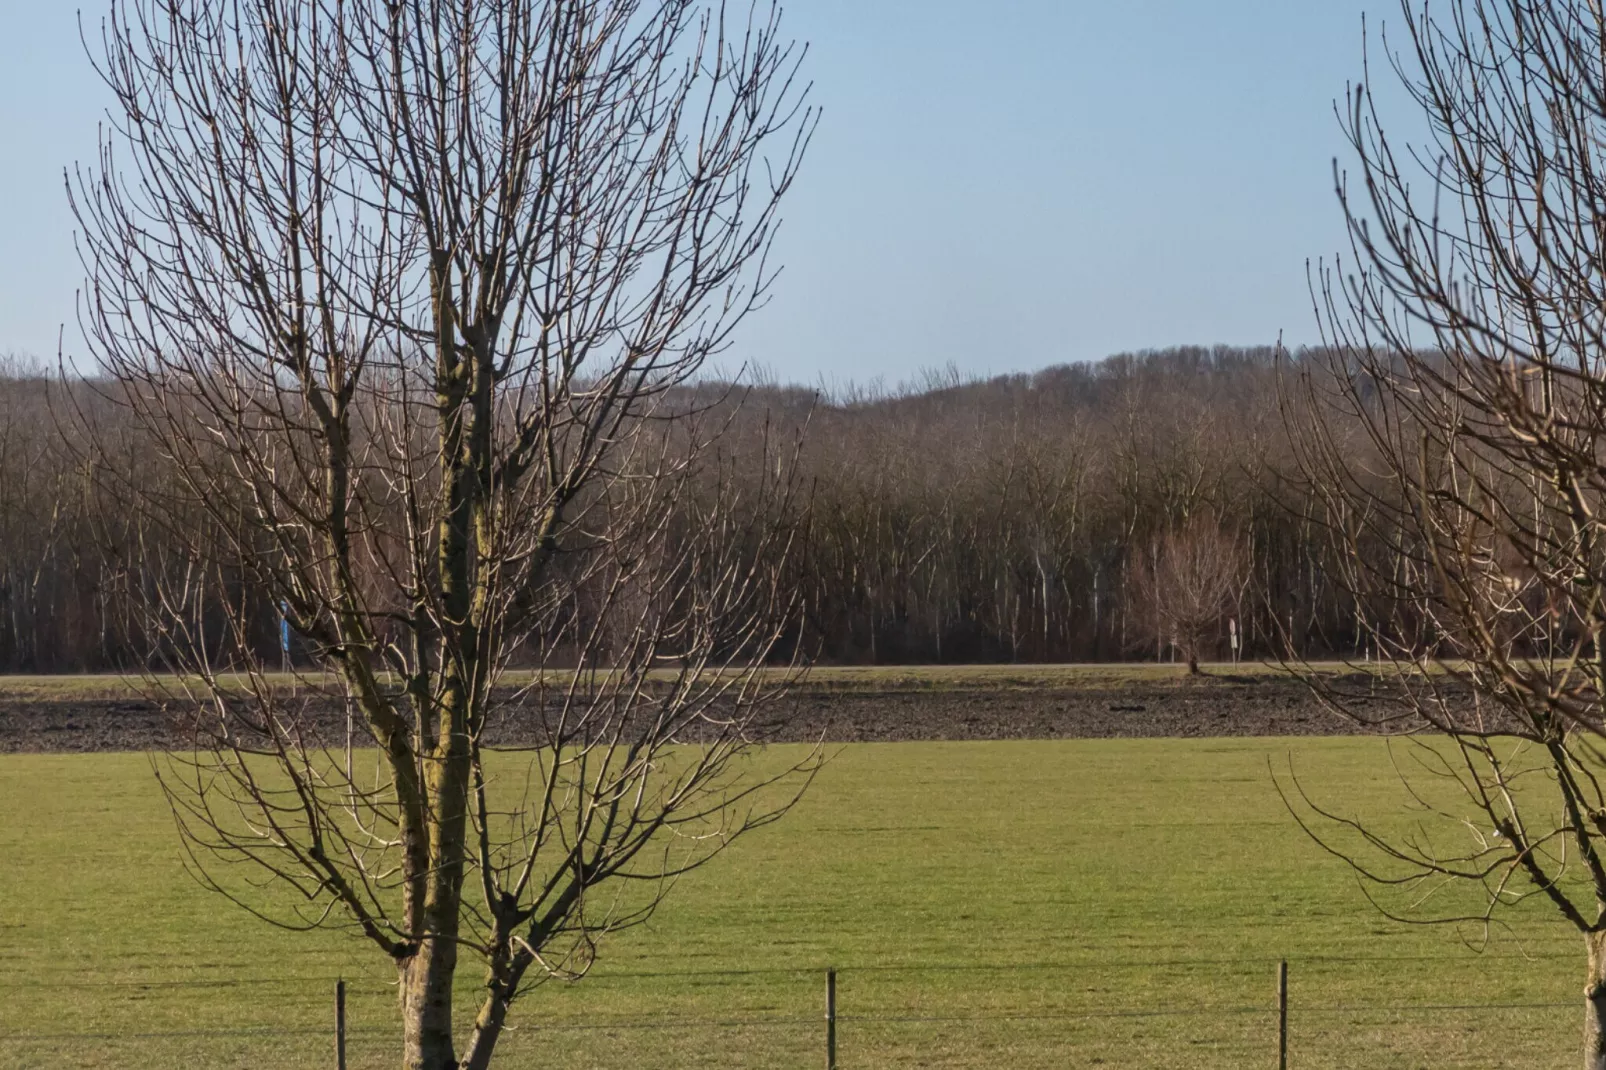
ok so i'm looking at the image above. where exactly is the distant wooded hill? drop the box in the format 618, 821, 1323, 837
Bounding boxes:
0, 345, 1366, 671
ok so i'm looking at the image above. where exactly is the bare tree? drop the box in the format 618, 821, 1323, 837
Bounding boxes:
1129, 515, 1245, 674
1288, 2, 1606, 1064
69, 1, 815, 1067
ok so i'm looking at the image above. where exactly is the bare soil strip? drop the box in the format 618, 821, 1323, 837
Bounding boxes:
0, 672, 1406, 753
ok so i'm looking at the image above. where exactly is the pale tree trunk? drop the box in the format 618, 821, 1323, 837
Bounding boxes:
1587, 929, 1606, 1070
459, 994, 510, 1070
399, 679, 473, 1067
402, 935, 459, 1070
460, 962, 524, 1070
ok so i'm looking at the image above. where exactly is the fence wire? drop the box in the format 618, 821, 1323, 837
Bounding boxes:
0, 956, 1584, 1066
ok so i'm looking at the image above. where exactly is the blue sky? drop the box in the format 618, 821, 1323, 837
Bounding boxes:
0, 2, 1398, 384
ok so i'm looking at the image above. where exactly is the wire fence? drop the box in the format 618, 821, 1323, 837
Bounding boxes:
0, 955, 1584, 1068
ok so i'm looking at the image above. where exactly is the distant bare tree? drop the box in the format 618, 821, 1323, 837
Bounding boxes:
1129, 515, 1245, 674
1287, 1, 1606, 1063
69, 1, 815, 1067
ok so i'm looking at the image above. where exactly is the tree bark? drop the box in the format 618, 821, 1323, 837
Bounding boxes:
1587, 929, 1606, 1070
460, 956, 528, 1070
402, 935, 459, 1070
459, 994, 509, 1070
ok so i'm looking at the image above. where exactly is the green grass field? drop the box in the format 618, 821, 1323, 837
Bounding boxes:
0, 738, 1585, 1068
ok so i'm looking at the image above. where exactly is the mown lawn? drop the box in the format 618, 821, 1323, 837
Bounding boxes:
0, 738, 1584, 1068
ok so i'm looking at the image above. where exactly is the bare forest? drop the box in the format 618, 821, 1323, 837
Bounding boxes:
0, 343, 1381, 673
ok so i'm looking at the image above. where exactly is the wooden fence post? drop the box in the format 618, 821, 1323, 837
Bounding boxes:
336, 978, 347, 1070
1277, 960, 1288, 1070
826, 967, 837, 1070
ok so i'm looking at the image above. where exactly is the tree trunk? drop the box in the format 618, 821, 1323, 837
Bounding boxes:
402, 936, 459, 1070
1587, 929, 1606, 1070
460, 982, 515, 1070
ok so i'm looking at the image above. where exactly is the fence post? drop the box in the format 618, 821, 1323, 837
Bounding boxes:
826, 967, 837, 1070
336, 978, 347, 1070
1277, 960, 1287, 1070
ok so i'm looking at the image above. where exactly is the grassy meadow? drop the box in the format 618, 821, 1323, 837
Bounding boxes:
0, 737, 1585, 1068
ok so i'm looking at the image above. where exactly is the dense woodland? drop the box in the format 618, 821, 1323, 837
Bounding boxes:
0, 344, 1367, 672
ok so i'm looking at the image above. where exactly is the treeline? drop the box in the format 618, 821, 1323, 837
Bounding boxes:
788, 345, 1354, 665
0, 345, 1366, 672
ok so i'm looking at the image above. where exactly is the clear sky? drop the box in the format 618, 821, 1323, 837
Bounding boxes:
0, 1, 1397, 385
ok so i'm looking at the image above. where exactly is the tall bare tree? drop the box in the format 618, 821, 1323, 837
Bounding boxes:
1128, 515, 1245, 674
69, 1, 815, 1067
1289, 2, 1606, 1064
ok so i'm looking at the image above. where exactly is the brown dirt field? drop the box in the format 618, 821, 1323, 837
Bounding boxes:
0, 671, 1417, 753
